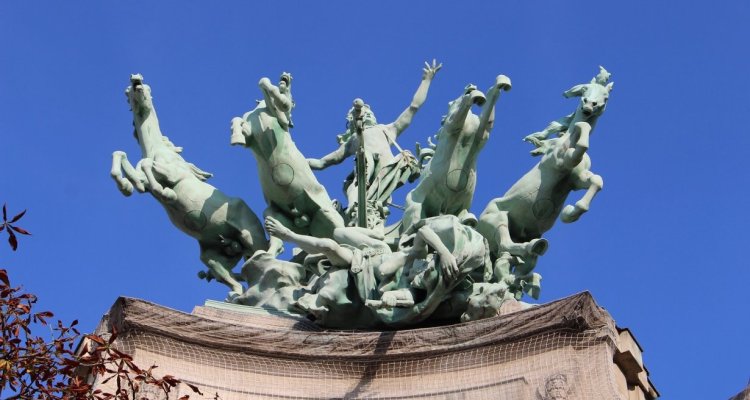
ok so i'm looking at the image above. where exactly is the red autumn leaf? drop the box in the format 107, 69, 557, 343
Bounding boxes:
2, 204, 7, 221
110, 348, 133, 361
0, 224, 4, 232
162, 374, 179, 386
85, 334, 106, 345
10, 209, 26, 223
8, 229, 18, 251
0, 269, 9, 286
108, 325, 118, 344
34, 311, 54, 325
11, 226, 30, 235
185, 382, 203, 395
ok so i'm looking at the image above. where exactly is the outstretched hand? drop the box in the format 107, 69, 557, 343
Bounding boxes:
422, 59, 442, 80
523, 132, 545, 147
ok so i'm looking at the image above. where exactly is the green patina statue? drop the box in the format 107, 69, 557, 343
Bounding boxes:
111, 75, 268, 300
523, 66, 613, 154
230, 73, 344, 256
401, 74, 512, 232
307, 60, 442, 231
263, 214, 492, 328
112, 66, 612, 329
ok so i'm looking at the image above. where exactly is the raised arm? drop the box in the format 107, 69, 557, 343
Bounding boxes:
307, 143, 350, 170
386, 60, 442, 138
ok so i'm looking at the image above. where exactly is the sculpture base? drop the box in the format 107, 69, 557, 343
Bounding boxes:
87, 292, 657, 399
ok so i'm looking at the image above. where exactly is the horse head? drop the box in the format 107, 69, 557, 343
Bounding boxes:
440, 84, 486, 126
575, 67, 613, 120
125, 74, 154, 122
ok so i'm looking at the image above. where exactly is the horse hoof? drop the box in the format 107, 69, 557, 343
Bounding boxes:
226, 291, 242, 303
496, 75, 512, 91
230, 130, 246, 146
529, 238, 549, 256
134, 181, 146, 193
560, 205, 582, 223
118, 181, 134, 197
460, 212, 478, 227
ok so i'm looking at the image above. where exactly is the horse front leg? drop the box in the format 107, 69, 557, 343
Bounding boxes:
230, 117, 247, 146
111, 151, 146, 196
561, 167, 604, 223
563, 122, 592, 169
227, 198, 269, 256
476, 75, 512, 137
110, 151, 133, 196
140, 158, 177, 202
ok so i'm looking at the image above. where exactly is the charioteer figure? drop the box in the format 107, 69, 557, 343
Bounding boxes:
307, 60, 442, 230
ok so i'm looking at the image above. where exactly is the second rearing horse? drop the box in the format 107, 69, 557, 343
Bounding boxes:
401, 75, 512, 233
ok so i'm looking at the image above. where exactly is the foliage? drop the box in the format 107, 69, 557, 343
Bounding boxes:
0, 204, 31, 251
0, 208, 212, 399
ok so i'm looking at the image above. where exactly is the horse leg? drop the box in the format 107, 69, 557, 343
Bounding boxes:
483, 209, 548, 258
111, 151, 135, 196
140, 158, 176, 202
563, 122, 592, 169
230, 117, 247, 146
199, 245, 244, 301
309, 203, 345, 239
122, 157, 146, 193
475, 74, 512, 137
400, 191, 425, 234
227, 198, 269, 256
561, 167, 604, 223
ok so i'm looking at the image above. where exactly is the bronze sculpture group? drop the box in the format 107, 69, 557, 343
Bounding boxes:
110, 64, 613, 329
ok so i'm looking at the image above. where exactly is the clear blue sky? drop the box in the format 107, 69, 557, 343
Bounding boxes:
1, 2, 748, 398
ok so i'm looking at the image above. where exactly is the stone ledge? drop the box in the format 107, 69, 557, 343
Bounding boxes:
107, 291, 613, 360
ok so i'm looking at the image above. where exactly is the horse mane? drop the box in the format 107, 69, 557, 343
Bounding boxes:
532, 137, 557, 157
162, 135, 213, 181
187, 162, 213, 182
161, 135, 183, 153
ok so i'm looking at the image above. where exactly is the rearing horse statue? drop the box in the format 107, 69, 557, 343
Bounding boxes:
477, 121, 602, 295
230, 73, 344, 255
401, 75, 512, 233
111, 74, 268, 300
477, 68, 613, 290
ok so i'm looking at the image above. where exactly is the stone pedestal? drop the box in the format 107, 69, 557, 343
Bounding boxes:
86, 292, 658, 399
